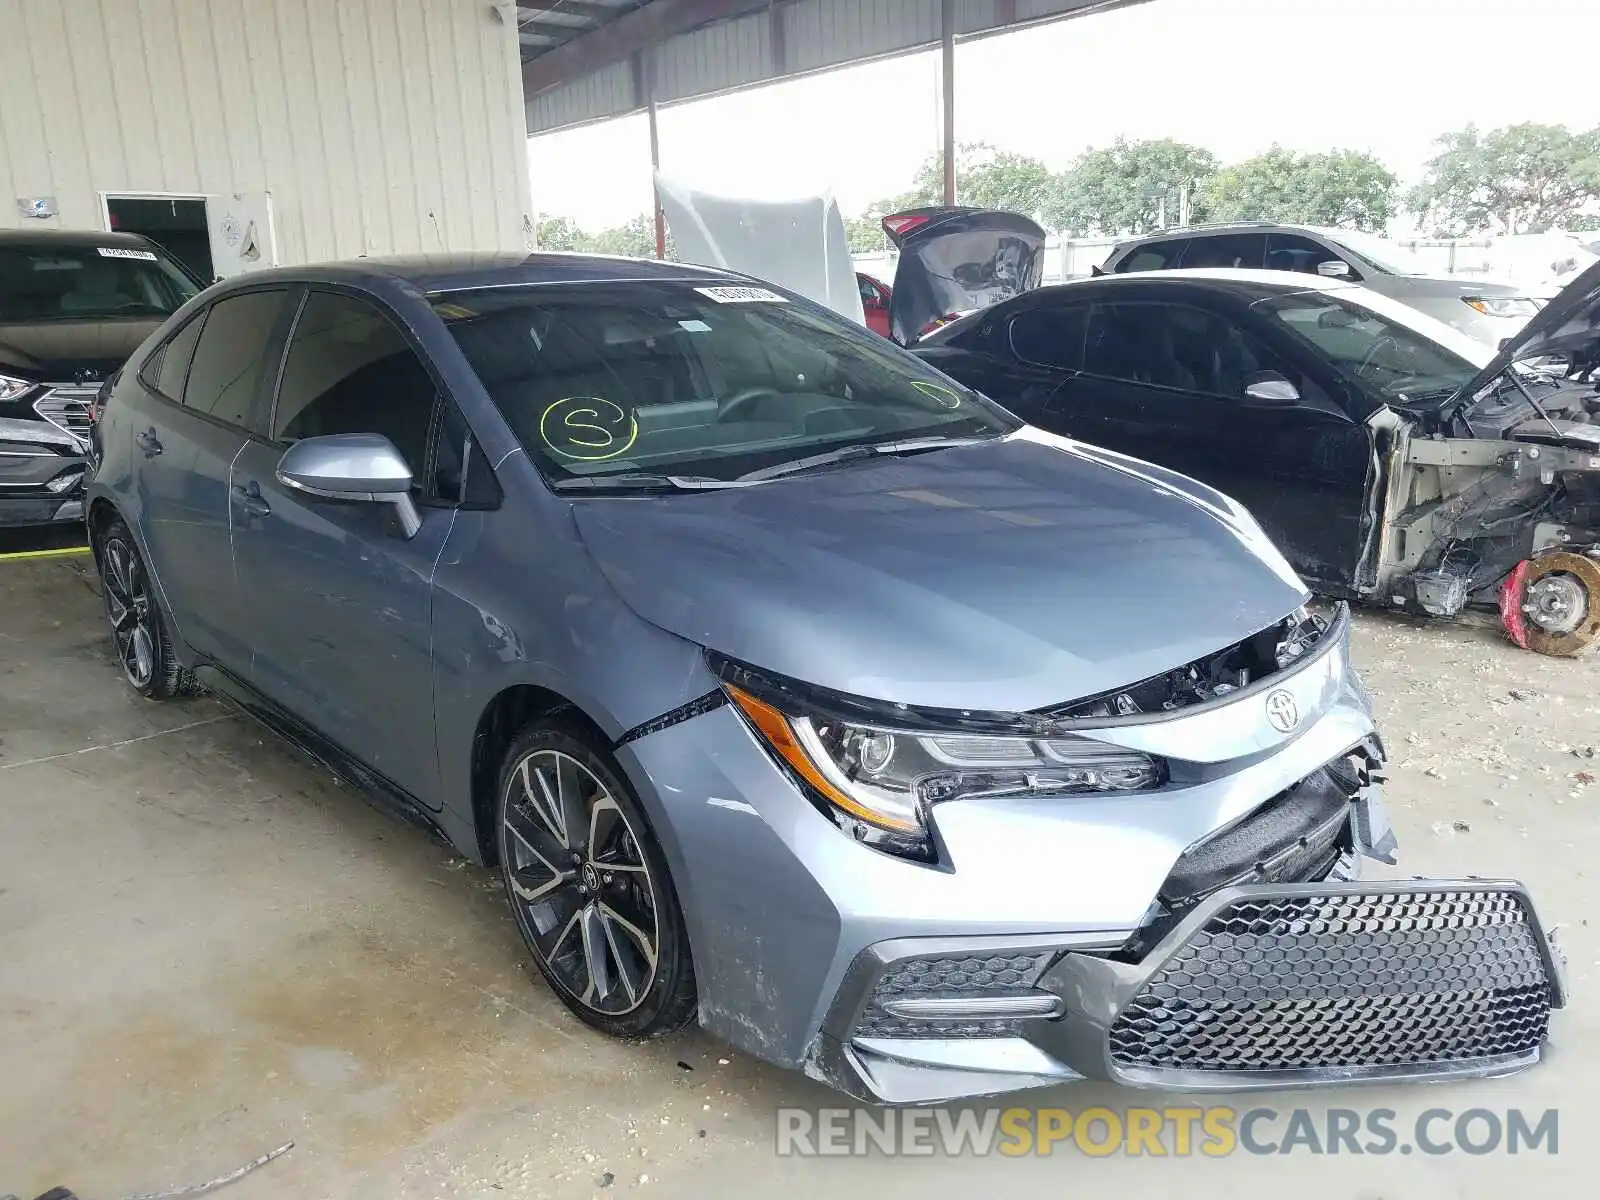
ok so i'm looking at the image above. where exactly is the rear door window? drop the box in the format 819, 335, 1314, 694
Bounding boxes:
1178, 234, 1266, 270
182, 289, 287, 429
273, 290, 438, 477
1008, 305, 1087, 370
140, 311, 206, 402
1114, 239, 1189, 273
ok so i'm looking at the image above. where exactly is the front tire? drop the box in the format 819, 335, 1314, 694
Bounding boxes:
495, 721, 697, 1039
96, 517, 195, 699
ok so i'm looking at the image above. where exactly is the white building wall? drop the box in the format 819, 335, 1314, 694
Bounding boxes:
0, 0, 533, 263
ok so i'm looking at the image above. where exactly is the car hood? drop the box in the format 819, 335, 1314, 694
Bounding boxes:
0, 317, 161, 380
1452, 257, 1600, 402
883, 207, 1046, 346
571, 430, 1309, 713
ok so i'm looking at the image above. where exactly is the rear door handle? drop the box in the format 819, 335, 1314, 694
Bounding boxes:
232, 480, 271, 518
135, 428, 163, 457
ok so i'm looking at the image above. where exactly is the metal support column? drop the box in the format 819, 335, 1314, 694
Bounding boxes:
649, 95, 666, 259
634, 50, 667, 259
941, 0, 956, 206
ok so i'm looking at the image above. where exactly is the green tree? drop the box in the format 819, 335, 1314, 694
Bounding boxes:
846, 212, 888, 254
1202, 147, 1397, 231
577, 214, 670, 259
1408, 123, 1600, 236
867, 142, 1060, 224
534, 215, 584, 251
1045, 138, 1218, 236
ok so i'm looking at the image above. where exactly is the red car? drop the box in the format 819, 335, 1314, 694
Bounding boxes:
856, 272, 892, 338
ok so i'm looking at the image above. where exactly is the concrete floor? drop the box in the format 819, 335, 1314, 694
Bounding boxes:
1, 554, 1595, 1199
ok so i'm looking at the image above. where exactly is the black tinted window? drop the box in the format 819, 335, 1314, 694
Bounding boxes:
1086, 302, 1291, 396
183, 290, 285, 427
434, 402, 500, 508
1009, 306, 1087, 370
1179, 234, 1265, 270
274, 291, 437, 474
1266, 233, 1357, 278
1114, 239, 1188, 273
146, 312, 205, 401
0, 242, 199, 322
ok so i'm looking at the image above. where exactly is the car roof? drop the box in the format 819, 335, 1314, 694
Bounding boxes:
1023, 267, 1361, 300
0, 228, 161, 249
215, 252, 743, 295
1112, 222, 1327, 248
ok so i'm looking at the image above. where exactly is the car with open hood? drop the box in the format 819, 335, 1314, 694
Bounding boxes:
1, 229, 201, 527
85, 252, 1564, 1103
915, 262, 1600, 656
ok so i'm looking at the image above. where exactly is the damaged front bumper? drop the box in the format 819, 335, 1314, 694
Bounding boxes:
808, 878, 1567, 1104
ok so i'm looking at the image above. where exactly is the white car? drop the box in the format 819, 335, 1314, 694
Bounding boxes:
1101, 223, 1540, 345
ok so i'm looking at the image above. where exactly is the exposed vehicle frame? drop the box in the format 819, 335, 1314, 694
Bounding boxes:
914, 262, 1600, 656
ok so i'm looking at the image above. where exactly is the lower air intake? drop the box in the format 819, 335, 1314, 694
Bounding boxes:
1110, 888, 1555, 1073
853, 953, 1053, 1039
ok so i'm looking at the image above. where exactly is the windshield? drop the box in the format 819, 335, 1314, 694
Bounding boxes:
1321, 229, 1433, 277
434, 282, 1018, 485
1255, 291, 1484, 403
0, 242, 199, 322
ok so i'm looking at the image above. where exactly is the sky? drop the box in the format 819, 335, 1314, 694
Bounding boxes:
527, 0, 1600, 231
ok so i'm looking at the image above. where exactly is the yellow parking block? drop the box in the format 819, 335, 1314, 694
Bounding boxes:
0, 545, 92, 562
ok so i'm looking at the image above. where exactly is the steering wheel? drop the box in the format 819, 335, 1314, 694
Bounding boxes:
1356, 336, 1399, 378
718, 386, 782, 421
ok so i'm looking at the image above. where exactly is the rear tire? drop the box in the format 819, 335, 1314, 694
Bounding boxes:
95, 517, 196, 699
495, 720, 697, 1039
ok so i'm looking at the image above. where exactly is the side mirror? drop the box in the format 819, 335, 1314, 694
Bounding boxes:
1316, 260, 1352, 278
1243, 372, 1300, 406
276, 432, 422, 538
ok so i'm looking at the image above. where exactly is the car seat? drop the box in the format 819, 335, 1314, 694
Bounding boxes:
59, 263, 135, 314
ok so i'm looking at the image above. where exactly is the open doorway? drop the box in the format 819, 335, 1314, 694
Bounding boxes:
103, 194, 214, 282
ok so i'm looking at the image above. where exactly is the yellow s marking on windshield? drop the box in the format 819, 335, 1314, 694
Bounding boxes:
910, 380, 963, 410
539, 397, 638, 461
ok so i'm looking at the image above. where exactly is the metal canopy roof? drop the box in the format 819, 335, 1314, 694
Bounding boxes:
523, 0, 1141, 134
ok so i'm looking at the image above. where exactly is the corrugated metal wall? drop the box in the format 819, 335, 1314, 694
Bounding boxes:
527, 0, 1129, 134
0, 0, 533, 263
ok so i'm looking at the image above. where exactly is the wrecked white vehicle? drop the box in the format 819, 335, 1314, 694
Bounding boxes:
911, 245, 1600, 656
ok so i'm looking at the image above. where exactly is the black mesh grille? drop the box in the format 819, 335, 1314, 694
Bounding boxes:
1110, 890, 1553, 1073
853, 953, 1052, 1039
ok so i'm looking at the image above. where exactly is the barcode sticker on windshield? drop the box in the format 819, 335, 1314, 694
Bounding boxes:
695, 286, 788, 304
97, 247, 158, 261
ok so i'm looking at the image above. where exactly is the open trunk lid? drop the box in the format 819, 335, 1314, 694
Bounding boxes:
883, 207, 1046, 345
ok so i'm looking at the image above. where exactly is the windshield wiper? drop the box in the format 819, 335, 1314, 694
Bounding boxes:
736, 434, 994, 483
551, 472, 740, 493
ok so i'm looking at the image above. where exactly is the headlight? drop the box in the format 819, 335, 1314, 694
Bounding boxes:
1464, 296, 1538, 319
722, 679, 1164, 862
0, 373, 36, 402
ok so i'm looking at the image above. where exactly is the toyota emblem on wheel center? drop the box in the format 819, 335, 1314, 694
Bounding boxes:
1264, 689, 1300, 733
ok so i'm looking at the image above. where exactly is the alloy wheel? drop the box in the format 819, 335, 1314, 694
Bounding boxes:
501, 750, 661, 1015
101, 536, 155, 688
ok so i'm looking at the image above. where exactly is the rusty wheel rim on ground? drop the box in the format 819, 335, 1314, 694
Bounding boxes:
1519, 552, 1600, 657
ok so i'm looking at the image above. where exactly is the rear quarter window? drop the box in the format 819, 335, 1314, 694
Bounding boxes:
1115, 239, 1190, 273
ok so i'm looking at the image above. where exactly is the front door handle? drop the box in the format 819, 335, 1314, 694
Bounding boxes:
232, 480, 271, 518
135, 428, 163, 458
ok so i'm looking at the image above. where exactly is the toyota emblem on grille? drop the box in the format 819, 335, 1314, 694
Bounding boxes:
1264, 690, 1300, 733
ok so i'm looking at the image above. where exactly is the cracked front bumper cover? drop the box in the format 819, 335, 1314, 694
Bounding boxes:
807, 878, 1567, 1104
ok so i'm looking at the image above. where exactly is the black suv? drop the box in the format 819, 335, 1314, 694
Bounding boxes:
1, 229, 201, 527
